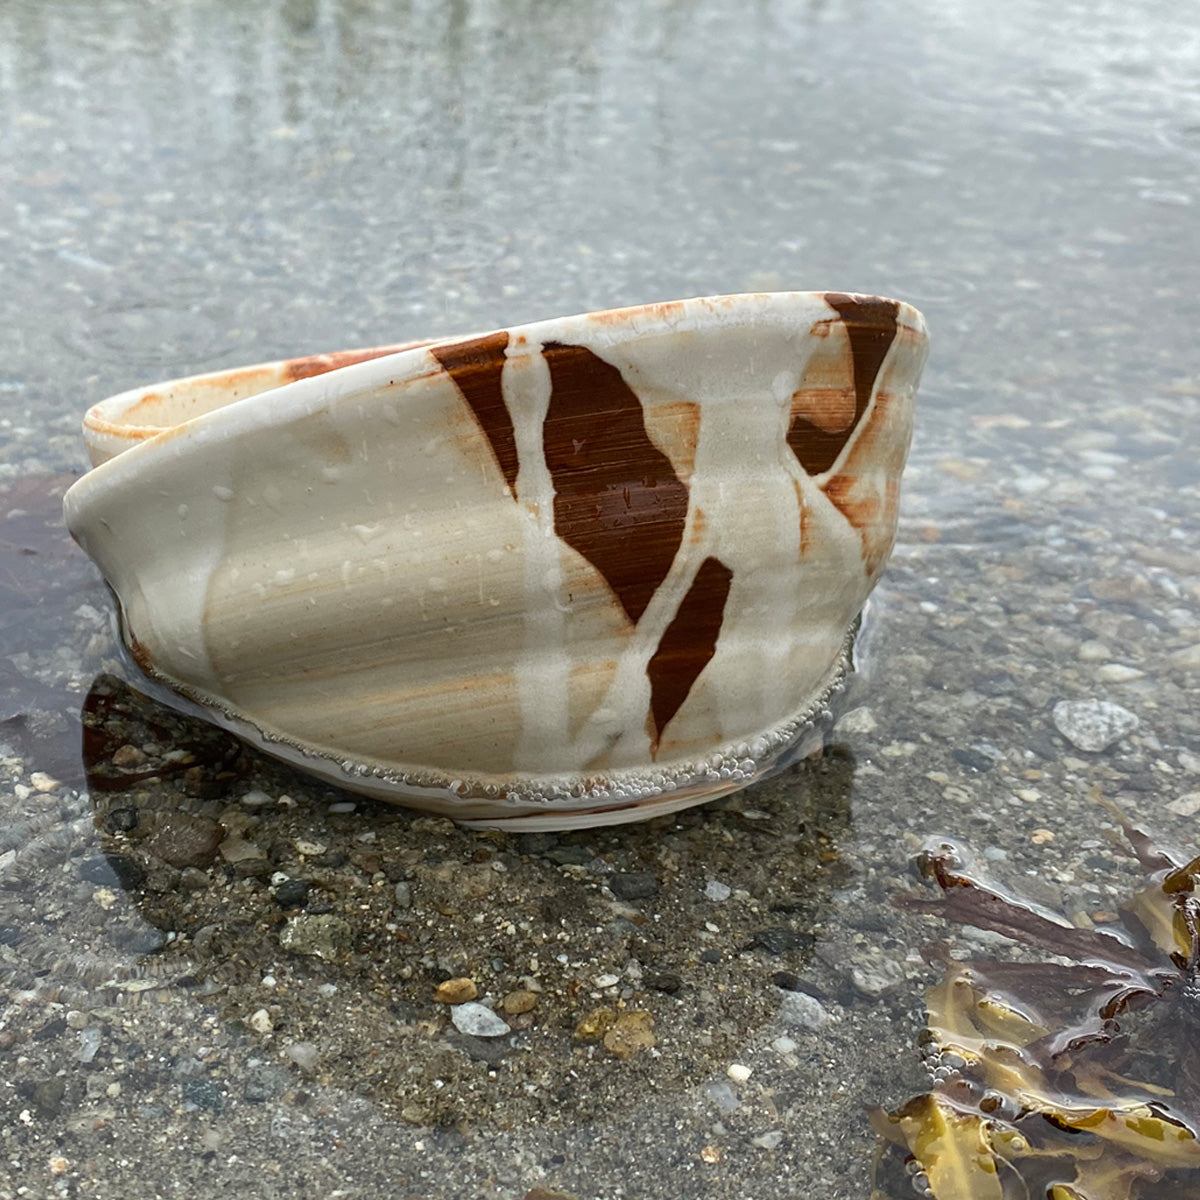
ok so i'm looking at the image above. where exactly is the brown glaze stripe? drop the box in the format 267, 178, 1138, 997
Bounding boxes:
282, 343, 432, 384
787, 293, 899, 476
646, 555, 733, 747
541, 341, 689, 625
431, 331, 518, 494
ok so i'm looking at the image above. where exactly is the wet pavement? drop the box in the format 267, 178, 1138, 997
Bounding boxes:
2, 1, 1200, 1197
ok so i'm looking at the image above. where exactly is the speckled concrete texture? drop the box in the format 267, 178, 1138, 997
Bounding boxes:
2, 2, 1199, 1198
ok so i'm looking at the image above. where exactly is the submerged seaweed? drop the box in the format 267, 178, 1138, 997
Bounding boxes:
871, 801, 1200, 1200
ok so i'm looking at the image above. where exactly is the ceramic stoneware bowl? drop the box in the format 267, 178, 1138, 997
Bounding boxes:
64, 292, 929, 829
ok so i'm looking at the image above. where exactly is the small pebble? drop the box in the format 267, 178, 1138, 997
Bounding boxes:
1096, 663, 1145, 683
1170, 643, 1200, 670
574, 1007, 616, 1042
771, 1036, 797, 1054
1168, 792, 1200, 817
240, 790, 273, 808
273, 877, 311, 908
294, 839, 327, 857
1052, 699, 1139, 752
777, 990, 829, 1030
705, 1080, 741, 1114
144, 814, 224, 870
835, 705, 877, 735
77, 1028, 101, 1064
602, 1010, 655, 1059
279, 914, 351, 961
110, 744, 147, 767
704, 879, 732, 902
450, 1002, 510, 1038
435, 977, 478, 1005
29, 772, 60, 793
593, 973, 620, 989
752, 1130, 784, 1152
606, 871, 658, 901
219, 837, 269, 876
502, 989, 538, 1015
286, 1041, 320, 1071
248, 1009, 274, 1034
393, 881, 413, 908
726, 1062, 752, 1083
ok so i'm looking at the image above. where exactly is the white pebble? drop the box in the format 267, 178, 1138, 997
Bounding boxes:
1096, 664, 1145, 684
704, 879, 732, 902
286, 1041, 320, 1070
77, 1028, 101, 1064
1052, 699, 1139, 753
1168, 792, 1200, 817
726, 1063, 753, 1083
777, 990, 829, 1030
450, 1002, 510, 1038
248, 1008, 274, 1034
835, 706, 877, 735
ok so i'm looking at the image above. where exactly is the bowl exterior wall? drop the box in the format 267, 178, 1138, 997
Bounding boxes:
65, 293, 927, 824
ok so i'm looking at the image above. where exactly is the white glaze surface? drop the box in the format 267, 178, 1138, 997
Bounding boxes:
65, 293, 928, 827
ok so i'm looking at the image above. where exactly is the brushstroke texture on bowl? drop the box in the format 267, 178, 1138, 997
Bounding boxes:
63, 292, 928, 828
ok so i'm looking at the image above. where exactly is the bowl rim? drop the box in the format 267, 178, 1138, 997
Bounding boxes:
66, 290, 928, 511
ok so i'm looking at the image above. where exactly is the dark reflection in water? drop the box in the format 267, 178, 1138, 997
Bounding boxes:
0, 473, 94, 784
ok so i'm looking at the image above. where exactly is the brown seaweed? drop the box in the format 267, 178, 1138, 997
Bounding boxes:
872, 803, 1200, 1199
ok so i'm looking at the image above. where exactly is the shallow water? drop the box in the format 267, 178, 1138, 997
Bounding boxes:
2, 1, 1199, 1197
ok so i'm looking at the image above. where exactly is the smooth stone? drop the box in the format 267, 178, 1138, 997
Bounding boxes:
502, 989, 538, 1015
273, 877, 311, 908
1170, 643, 1200, 670
434, 977, 478, 1005
606, 871, 658, 901
834, 705, 877, 735
218, 836, 269, 876
143, 814, 224, 870
1096, 663, 1145, 683
286, 1041, 320, 1070
777, 990, 829, 1030
247, 1009, 274, 1034
449, 1002, 510, 1038
704, 879, 732, 902
1052, 699, 1140, 752
705, 1080, 741, 1114
1167, 792, 1200, 817
753, 927, 815, 955
751, 1130, 784, 1151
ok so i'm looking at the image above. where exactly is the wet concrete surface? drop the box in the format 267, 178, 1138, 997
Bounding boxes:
2, 1, 1200, 1197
